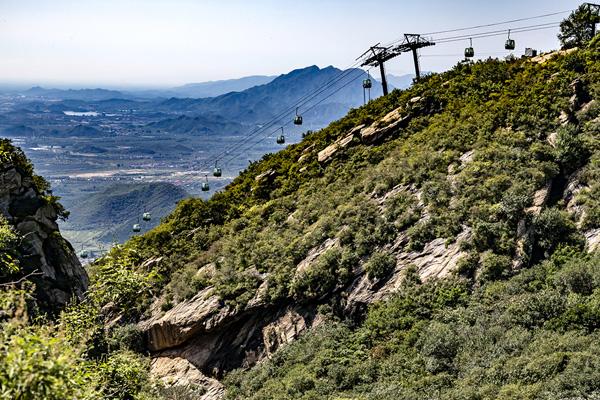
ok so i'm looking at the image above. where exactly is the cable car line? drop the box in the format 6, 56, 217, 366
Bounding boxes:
193, 6, 574, 193
219, 68, 366, 167
195, 59, 367, 172
422, 10, 571, 35
432, 21, 560, 43
383, 9, 571, 47
434, 24, 560, 44
204, 20, 562, 182
220, 68, 365, 167
205, 62, 362, 165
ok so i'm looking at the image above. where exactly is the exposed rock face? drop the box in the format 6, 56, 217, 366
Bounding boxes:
139, 218, 470, 396
142, 300, 320, 389
318, 125, 362, 163
0, 163, 88, 311
345, 228, 470, 312
141, 287, 235, 352
151, 357, 224, 400
360, 107, 411, 144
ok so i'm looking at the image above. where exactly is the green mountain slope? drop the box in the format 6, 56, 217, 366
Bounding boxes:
82, 35, 600, 398
60, 182, 189, 249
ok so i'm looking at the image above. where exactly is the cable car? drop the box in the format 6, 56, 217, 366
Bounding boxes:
465, 38, 474, 58
277, 127, 285, 144
213, 162, 222, 177
294, 107, 303, 125
79, 248, 88, 259
363, 77, 372, 89
201, 174, 210, 192
505, 30, 515, 50
132, 223, 141, 233
142, 212, 151, 221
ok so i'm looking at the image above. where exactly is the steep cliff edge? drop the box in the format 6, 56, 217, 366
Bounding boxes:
0, 139, 88, 311
90, 38, 600, 398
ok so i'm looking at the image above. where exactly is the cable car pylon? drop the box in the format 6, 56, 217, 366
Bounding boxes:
391, 34, 435, 81
583, 3, 600, 37
359, 44, 393, 95
360, 35, 435, 93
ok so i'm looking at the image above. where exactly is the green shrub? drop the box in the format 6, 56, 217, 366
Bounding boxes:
0, 289, 100, 400
364, 251, 396, 281
554, 124, 589, 173
96, 350, 153, 400
533, 208, 583, 256
479, 252, 512, 282
291, 247, 350, 300
0, 217, 20, 277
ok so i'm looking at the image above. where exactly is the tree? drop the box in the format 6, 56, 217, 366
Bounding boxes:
558, 4, 600, 49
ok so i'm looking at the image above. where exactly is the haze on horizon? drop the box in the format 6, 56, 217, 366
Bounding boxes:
0, 0, 583, 88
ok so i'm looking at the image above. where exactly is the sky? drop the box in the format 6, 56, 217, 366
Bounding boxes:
0, 0, 584, 88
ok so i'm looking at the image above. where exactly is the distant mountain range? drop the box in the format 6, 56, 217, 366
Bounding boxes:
155, 65, 386, 126
128, 75, 276, 99
15, 66, 388, 105
14, 75, 277, 101
4, 65, 392, 138
23, 86, 125, 101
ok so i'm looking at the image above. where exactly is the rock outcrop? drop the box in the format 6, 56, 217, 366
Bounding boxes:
139, 212, 469, 395
0, 152, 88, 311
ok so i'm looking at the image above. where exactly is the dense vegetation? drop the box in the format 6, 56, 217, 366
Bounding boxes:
95, 34, 600, 316
225, 248, 600, 399
0, 9, 599, 398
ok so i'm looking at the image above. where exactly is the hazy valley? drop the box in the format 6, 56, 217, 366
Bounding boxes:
0, 67, 405, 252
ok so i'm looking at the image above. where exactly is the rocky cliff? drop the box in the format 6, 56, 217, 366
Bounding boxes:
0, 140, 88, 311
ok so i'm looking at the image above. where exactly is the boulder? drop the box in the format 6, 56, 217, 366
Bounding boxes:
140, 287, 234, 351
317, 124, 364, 163
150, 357, 224, 400
361, 110, 410, 144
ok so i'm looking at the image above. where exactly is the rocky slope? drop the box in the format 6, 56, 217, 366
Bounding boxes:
90, 37, 600, 398
0, 139, 88, 311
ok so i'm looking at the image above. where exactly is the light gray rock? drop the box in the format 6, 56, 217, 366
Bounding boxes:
151, 357, 224, 400
0, 165, 88, 311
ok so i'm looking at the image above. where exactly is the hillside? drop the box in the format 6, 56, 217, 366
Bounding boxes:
60, 182, 189, 248
1, 29, 599, 400
148, 114, 245, 136
75, 35, 600, 399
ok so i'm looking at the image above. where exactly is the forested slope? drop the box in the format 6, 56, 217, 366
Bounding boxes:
83, 36, 600, 399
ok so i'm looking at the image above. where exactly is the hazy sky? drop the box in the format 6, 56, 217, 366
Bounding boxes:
0, 0, 583, 87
